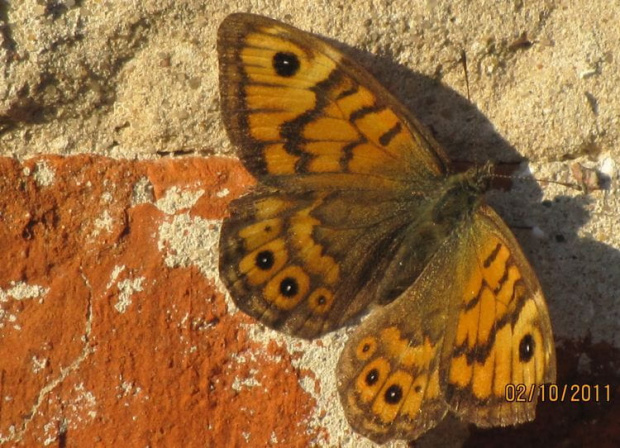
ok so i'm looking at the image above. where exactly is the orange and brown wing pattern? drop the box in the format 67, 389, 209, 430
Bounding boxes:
443, 205, 556, 426
218, 12, 557, 442
337, 311, 448, 444
217, 13, 449, 338
217, 13, 450, 185
337, 205, 556, 441
219, 189, 339, 338
336, 233, 467, 443
219, 185, 420, 339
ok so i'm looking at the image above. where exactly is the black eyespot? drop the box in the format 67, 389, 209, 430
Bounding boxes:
362, 343, 371, 353
365, 368, 379, 386
279, 277, 299, 297
317, 295, 327, 305
384, 384, 403, 404
273, 52, 300, 77
255, 250, 274, 270
519, 333, 535, 362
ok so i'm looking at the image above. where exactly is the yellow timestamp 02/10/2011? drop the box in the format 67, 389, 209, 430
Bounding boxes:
505, 383, 612, 403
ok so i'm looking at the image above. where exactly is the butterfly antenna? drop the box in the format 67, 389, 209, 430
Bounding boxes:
532, 177, 600, 192
490, 170, 597, 193
460, 50, 471, 102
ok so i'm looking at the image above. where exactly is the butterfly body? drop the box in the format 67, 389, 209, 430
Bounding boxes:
217, 13, 556, 443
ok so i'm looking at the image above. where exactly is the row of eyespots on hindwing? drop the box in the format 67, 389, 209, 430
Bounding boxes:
351, 329, 440, 425
235, 212, 337, 319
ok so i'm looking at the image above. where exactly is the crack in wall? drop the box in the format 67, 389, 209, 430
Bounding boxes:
5, 271, 94, 444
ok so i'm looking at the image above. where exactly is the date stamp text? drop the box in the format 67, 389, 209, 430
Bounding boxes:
505, 384, 612, 402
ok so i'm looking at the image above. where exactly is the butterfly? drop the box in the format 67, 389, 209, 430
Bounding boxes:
217, 13, 556, 443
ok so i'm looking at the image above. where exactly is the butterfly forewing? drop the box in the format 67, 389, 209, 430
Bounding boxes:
441, 205, 556, 426
217, 13, 450, 184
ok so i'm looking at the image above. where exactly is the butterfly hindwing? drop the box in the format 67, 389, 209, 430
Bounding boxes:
219, 185, 436, 338
337, 316, 449, 444
336, 225, 464, 443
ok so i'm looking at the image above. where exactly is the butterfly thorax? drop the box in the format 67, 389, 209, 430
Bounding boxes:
375, 165, 493, 304
431, 165, 493, 229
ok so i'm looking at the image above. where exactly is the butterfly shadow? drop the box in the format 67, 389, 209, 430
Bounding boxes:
325, 36, 620, 447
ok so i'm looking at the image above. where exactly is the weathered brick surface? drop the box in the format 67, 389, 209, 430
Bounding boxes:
0, 156, 320, 447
